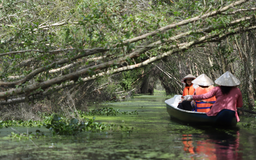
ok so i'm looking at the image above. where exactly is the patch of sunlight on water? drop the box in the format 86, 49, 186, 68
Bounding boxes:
0, 90, 256, 159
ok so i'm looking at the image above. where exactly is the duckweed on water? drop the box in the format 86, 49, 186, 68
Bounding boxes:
81, 107, 138, 116
1, 91, 256, 160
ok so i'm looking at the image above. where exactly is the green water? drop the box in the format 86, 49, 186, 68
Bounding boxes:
0, 90, 256, 160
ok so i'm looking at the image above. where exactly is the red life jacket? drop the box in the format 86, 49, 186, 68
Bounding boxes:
194, 86, 216, 112
182, 85, 195, 96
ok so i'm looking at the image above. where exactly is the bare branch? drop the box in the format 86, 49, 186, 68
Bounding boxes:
35, 21, 69, 31
221, 8, 256, 15
49, 56, 107, 73
152, 63, 182, 88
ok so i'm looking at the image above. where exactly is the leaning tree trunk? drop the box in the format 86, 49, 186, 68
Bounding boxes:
139, 65, 156, 95
235, 32, 255, 110
140, 76, 155, 95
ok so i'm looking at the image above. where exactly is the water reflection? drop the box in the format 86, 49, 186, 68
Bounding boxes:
182, 131, 242, 160
1, 91, 256, 159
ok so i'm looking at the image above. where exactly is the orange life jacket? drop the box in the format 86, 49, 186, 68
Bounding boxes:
194, 86, 216, 112
182, 134, 195, 154
195, 141, 216, 160
182, 85, 195, 96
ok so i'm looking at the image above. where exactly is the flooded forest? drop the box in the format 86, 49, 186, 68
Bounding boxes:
0, 0, 256, 159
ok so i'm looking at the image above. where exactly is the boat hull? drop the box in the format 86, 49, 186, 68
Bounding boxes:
165, 95, 237, 127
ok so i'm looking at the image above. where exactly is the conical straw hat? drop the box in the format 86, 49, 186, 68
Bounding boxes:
215, 71, 240, 86
181, 74, 196, 83
192, 74, 214, 86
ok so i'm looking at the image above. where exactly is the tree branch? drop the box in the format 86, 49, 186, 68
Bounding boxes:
0, 48, 107, 57
0, 48, 108, 87
115, 0, 249, 46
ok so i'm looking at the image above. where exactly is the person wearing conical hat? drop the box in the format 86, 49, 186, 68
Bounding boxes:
182, 74, 196, 96
177, 74, 196, 111
184, 71, 243, 122
192, 74, 216, 113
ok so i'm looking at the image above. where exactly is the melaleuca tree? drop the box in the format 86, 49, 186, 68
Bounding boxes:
0, 0, 256, 109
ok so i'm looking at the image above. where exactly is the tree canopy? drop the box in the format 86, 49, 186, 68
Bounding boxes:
0, 0, 256, 108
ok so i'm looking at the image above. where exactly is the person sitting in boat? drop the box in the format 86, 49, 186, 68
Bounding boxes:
182, 74, 196, 96
191, 74, 216, 113
183, 71, 243, 122
177, 74, 196, 110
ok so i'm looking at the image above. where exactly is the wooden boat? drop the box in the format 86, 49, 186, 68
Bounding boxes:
165, 95, 237, 127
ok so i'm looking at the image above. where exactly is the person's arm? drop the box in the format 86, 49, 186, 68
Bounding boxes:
237, 89, 243, 108
192, 87, 217, 100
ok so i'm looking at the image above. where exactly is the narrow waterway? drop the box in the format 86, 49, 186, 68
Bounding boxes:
0, 90, 256, 160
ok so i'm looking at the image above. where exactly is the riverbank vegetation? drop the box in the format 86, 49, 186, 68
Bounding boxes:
2, 107, 137, 139
0, 0, 256, 123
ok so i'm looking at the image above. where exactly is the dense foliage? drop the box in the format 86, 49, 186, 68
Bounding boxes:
0, 0, 256, 114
